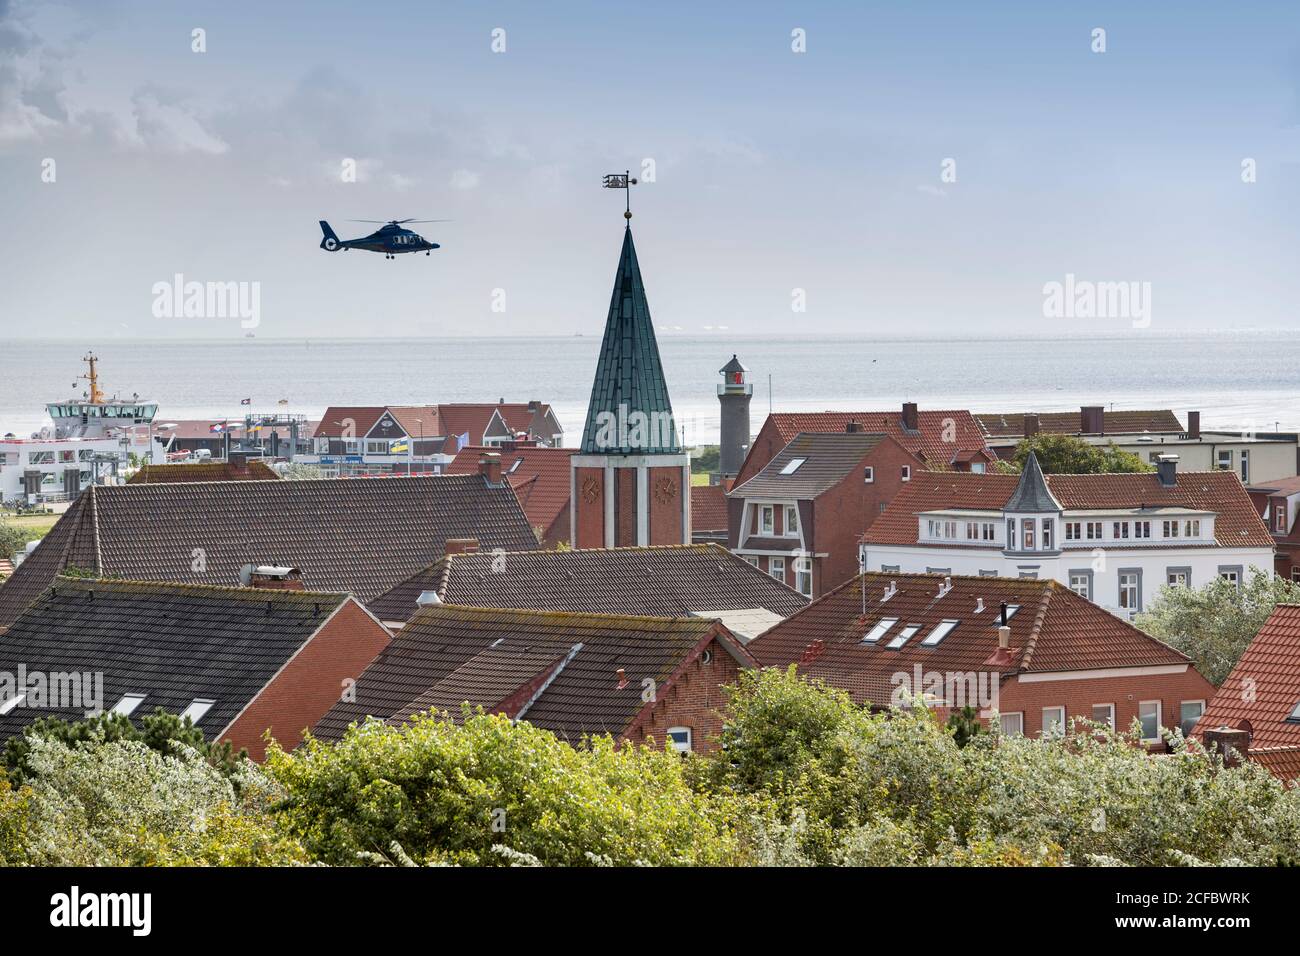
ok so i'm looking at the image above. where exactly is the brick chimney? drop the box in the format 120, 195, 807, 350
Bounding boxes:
1187, 410, 1201, 440
901, 402, 919, 432
479, 451, 504, 487
1080, 406, 1105, 435
1023, 413, 1040, 438
845, 420, 862, 433
1202, 726, 1251, 768
444, 538, 480, 556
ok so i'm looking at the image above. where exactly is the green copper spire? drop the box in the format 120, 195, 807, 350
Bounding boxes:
580, 228, 679, 454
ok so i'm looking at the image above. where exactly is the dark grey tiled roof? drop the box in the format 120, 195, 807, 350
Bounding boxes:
0, 577, 348, 742
730, 431, 885, 499
1003, 451, 1062, 513
366, 543, 809, 624
0, 475, 540, 627
313, 604, 753, 744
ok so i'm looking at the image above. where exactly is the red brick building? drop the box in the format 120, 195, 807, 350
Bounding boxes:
1247, 475, 1300, 580
312, 604, 756, 754
728, 430, 921, 598
747, 571, 1214, 742
0, 576, 393, 761
733, 403, 992, 487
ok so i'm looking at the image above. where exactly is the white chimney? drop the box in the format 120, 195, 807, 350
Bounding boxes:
998, 625, 1011, 649
975, 597, 985, 613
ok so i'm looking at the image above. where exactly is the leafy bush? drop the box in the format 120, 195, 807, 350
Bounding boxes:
4, 708, 241, 785
265, 711, 743, 866
0, 735, 303, 866
1010, 434, 1152, 474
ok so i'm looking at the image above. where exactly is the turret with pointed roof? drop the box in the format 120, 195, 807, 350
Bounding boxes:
580, 227, 679, 455
1005, 451, 1062, 513
571, 224, 691, 549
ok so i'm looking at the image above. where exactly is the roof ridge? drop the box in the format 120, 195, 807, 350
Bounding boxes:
428, 603, 720, 627
49, 575, 351, 603
1016, 584, 1056, 670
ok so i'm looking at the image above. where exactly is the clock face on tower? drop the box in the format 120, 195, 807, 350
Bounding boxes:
653, 475, 678, 505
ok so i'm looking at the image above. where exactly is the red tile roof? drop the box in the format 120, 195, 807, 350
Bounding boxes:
976, 409, 1184, 438
445, 444, 575, 539
764, 410, 989, 469
863, 470, 1272, 549
384, 406, 442, 438
1195, 604, 1300, 750
691, 484, 728, 532
1247, 746, 1300, 782
747, 572, 1194, 707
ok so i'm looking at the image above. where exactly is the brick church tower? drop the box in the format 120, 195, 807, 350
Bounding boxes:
571, 225, 690, 548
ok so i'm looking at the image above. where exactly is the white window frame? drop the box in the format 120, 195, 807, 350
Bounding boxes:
1068, 571, 1091, 599
901, 465, 911, 482
666, 726, 692, 754
1138, 700, 1162, 742
1091, 703, 1115, 729
863, 466, 874, 483
1000, 712, 1024, 737
1179, 700, 1205, 737
768, 556, 786, 581
793, 555, 813, 597
886, 624, 920, 649
784, 505, 799, 537
1041, 706, 1066, 738
920, 619, 959, 647
758, 505, 775, 535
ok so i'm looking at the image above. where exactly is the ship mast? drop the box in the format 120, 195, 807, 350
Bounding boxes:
79, 351, 104, 405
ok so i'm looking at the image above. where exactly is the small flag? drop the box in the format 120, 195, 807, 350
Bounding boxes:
240, 397, 251, 405
209, 422, 225, 434
391, 440, 410, 454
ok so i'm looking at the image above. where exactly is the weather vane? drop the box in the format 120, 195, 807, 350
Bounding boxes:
602, 170, 638, 223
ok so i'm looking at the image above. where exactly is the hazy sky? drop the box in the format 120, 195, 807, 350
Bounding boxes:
1, 0, 1298, 339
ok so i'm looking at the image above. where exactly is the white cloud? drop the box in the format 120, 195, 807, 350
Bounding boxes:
450, 168, 479, 190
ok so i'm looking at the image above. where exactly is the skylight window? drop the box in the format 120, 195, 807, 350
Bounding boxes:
921, 619, 960, 646
886, 625, 920, 649
0, 694, 25, 716
111, 693, 146, 716
862, 617, 898, 643
180, 698, 216, 725
780, 457, 807, 475
1288, 701, 1300, 723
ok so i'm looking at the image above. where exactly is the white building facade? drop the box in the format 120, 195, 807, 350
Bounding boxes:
860, 454, 1274, 619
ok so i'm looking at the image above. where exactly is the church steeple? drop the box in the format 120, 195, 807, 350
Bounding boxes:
580, 227, 679, 454
571, 218, 691, 550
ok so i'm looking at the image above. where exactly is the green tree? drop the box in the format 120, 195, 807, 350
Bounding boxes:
0, 519, 29, 559
946, 705, 983, 748
4, 708, 242, 785
1010, 434, 1152, 474
266, 710, 743, 866
1136, 569, 1300, 685
691, 445, 720, 475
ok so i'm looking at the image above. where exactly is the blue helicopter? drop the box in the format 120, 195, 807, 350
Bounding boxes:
318, 218, 448, 258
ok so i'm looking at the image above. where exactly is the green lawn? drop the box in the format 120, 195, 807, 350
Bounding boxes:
2, 512, 60, 538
